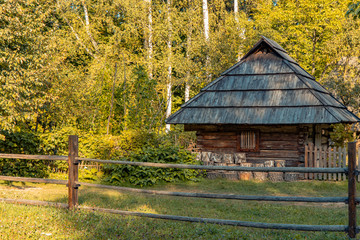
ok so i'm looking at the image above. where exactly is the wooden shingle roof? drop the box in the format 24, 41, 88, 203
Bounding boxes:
166, 37, 360, 125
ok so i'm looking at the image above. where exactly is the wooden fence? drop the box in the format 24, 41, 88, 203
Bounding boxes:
304, 143, 360, 181
0, 136, 359, 238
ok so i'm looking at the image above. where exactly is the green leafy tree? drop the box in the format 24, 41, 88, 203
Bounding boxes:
0, 0, 58, 131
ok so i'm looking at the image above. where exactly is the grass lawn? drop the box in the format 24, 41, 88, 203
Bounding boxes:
0, 179, 357, 239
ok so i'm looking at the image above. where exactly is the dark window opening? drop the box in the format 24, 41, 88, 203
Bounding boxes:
237, 131, 259, 152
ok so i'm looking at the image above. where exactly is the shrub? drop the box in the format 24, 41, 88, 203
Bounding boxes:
102, 144, 202, 187
40, 128, 156, 159
329, 124, 355, 147
0, 130, 48, 178
79, 129, 157, 160
39, 128, 158, 173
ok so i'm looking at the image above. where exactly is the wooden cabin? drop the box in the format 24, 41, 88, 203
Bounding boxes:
166, 37, 360, 179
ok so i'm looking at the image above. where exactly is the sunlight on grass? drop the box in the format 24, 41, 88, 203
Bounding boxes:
131, 204, 158, 214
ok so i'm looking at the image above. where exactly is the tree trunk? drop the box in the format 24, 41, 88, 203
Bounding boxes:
145, 0, 153, 79
234, 0, 238, 22
165, 0, 172, 132
82, 0, 98, 52
234, 0, 244, 61
185, 82, 190, 102
122, 53, 127, 130
202, 0, 210, 81
312, 30, 316, 76
185, 29, 191, 102
202, 0, 209, 42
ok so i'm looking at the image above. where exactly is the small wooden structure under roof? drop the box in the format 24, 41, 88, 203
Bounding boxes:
166, 36, 360, 169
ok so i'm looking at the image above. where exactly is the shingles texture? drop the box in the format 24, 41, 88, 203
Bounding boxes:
166, 36, 360, 125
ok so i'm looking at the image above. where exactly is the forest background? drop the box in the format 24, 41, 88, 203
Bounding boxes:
1, 0, 360, 182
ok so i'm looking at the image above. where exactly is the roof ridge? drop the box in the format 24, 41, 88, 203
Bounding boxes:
283, 60, 314, 79
288, 62, 358, 122
322, 106, 341, 122
296, 76, 348, 109
261, 36, 288, 53
220, 59, 247, 76
200, 76, 225, 91
293, 71, 342, 122
178, 76, 226, 110
343, 107, 360, 121
165, 107, 185, 123
327, 92, 347, 109
296, 75, 329, 93
242, 37, 301, 68
178, 91, 206, 108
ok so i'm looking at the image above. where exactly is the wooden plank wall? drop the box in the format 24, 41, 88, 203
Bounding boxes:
194, 125, 302, 167
197, 132, 237, 152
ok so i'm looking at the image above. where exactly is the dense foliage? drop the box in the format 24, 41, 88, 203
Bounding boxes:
103, 144, 201, 187
0, 130, 48, 178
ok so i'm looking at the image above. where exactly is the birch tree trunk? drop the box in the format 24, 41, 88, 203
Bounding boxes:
203, 0, 209, 42
145, 0, 153, 79
185, 30, 191, 102
234, 0, 245, 61
202, 0, 210, 80
185, 1, 193, 103
234, 0, 240, 61
57, 0, 96, 59
165, 0, 172, 132
234, 0, 238, 22
82, 0, 98, 52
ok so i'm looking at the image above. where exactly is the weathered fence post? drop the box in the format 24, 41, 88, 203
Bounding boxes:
348, 141, 357, 239
68, 135, 79, 210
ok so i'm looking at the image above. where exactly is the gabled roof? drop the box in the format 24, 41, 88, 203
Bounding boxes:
166, 36, 360, 125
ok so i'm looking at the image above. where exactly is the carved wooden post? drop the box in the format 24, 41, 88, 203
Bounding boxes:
68, 135, 79, 210
348, 141, 357, 239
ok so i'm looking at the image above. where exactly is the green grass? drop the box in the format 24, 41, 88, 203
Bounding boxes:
0, 179, 357, 239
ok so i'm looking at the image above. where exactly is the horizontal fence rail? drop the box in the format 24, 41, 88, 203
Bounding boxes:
0, 153, 67, 161
0, 176, 67, 185
78, 206, 347, 232
0, 198, 347, 232
0, 198, 68, 208
78, 182, 350, 203
0, 136, 358, 238
0, 153, 347, 173
77, 157, 347, 173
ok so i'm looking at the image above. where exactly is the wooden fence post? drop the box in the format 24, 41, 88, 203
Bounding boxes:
348, 141, 357, 239
304, 144, 308, 180
68, 135, 79, 210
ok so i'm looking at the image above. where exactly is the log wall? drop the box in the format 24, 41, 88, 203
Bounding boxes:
186, 124, 306, 167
